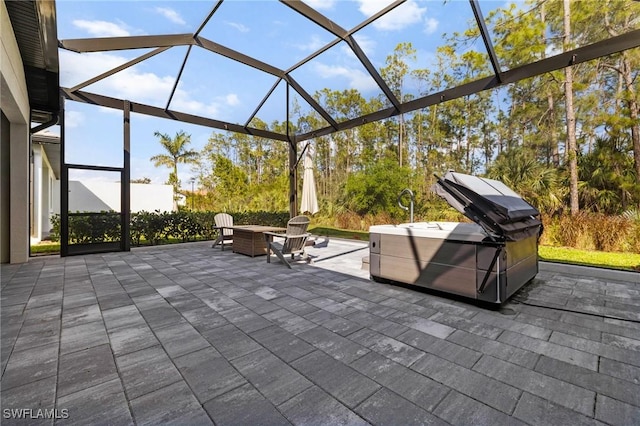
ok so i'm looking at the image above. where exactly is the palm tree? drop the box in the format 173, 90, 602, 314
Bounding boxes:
486, 147, 565, 215
150, 130, 199, 199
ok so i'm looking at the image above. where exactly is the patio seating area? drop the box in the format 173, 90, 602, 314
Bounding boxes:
1, 240, 639, 425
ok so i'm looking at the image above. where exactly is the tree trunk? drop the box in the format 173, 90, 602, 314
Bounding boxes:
563, 0, 579, 215
621, 52, 640, 182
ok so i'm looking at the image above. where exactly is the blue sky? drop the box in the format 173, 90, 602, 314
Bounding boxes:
51, 0, 508, 187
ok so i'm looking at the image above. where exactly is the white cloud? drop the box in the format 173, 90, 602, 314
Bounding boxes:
225, 94, 240, 106
59, 50, 223, 117
72, 20, 130, 37
64, 111, 85, 128
293, 34, 327, 51
424, 17, 439, 35
226, 21, 250, 33
357, 0, 426, 31
312, 62, 378, 93
349, 34, 376, 57
304, 0, 336, 10
155, 7, 186, 25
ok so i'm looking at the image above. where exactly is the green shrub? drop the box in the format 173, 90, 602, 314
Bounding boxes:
49, 210, 290, 247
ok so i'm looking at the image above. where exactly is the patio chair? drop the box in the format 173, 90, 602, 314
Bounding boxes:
211, 213, 233, 250
264, 215, 311, 268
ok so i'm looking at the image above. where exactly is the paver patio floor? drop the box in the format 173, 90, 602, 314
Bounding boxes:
1, 240, 639, 425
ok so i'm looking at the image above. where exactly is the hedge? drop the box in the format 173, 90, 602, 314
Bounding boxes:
49, 211, 290, 246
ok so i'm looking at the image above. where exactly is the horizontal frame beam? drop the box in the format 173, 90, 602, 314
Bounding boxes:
61, 88, 290, 142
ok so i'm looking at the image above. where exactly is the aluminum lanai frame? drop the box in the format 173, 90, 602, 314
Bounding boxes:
56, 0, 640, 255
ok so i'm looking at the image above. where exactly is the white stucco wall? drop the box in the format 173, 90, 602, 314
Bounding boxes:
31, 144, 57, 242
53, 181, 175, 214
1, 0, 31, 263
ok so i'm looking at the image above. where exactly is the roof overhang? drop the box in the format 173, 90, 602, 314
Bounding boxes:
5, 0, 60, 125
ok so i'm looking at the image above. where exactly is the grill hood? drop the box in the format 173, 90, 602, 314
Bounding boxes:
433, 171, 542, 241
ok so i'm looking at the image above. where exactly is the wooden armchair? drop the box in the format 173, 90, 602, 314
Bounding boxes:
211, 213, 233, 250
264, 215, 311, 268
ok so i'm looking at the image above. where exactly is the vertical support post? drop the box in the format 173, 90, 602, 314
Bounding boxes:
287, 83, 297, 218
9, 122, 29, 263
122, 100, 131, 251
60, 95, 69, 257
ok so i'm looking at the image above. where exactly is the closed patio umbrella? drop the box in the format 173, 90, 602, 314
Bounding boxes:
300, 143, 319, 215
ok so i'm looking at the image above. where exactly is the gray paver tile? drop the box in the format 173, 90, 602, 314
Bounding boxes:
472, 354, 595, 416
0, 376, 56, 424
174, 346, 246, 403
473, 311, 552, 340
231, 348, 312, 406
181, 306, 228, 332
379, 297, 434, 316
433, 390, 525, 426
343, 297, 398, 318
513, 392, 605, 426
598, 356, 640, 384
101, 305, 146, 331
292, 350, 380, 409
63, 293, 97, 309
61, 304, 102, 328
129, 380, 212, 425
429, 312, 503, 339
203, 383, 291, 426
278, 286, 319, 301
595, 394, 640, 426
96, 292, 133, 310
350, 352, 450, 412
249, 325, 315, 363
137, 305, 184, 329
60, 321, 109, 355
57, 344, 118, 397
154, 321, 210, 358
108, 324, 158, 356
515, 311, 602, 341
344, 310, 409, 337
397, 329, 481, 368
219, 306, 273, 333
116, 345, 183, 400
298, 326, 369, 364
411, 353, 521, 414
235, 294, 281, 315
1, 343, 58, 391
549, 331, 640, 367
446, 329, 539, 369
535, 355, 640, 407
348, 328, 426, 367
304, 309, 365, 336
166, 292, 208, 312
498, 330, 598, 370
356, 388, 446, 426
386, 311, 456, 339
23, 305, 61, 326
13, 318, 60, 352
202, 323, 261, 360
602, 332, 640, 352
57, 378, 133, 426
279, 386, 368, 426
264, 309, 317, 335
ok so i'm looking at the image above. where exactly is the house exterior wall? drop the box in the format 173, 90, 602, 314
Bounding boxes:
30, 144, 57, 242
1, 0, 31, 263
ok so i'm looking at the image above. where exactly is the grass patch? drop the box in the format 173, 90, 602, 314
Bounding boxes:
309, 226, 369, 241
30, 237, 211, 256
538, 246, 640, 272
30, 241, 60, 255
